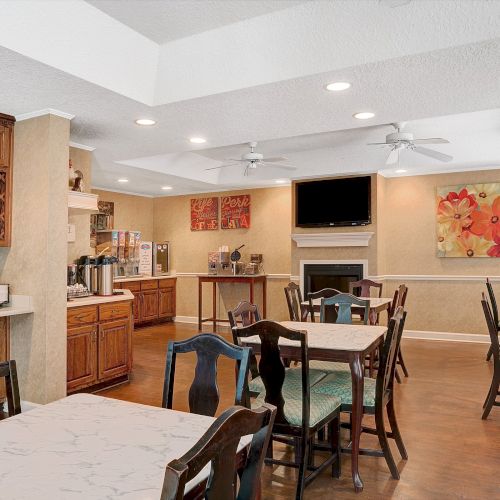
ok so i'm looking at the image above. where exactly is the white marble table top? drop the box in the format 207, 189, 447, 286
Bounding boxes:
0, 393, 250, 499
243, 321, 386, 352
302, 296, 393, 308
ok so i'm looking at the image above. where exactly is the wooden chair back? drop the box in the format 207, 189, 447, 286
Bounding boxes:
482, 294, 499, 362
486, 279, 499, 328
233, 320, 309, 431
308, 287, 340, 323
349, 279, 383, 298
389, 284, 408, 316
228, 301, 261, 381
320, 293, 370, 325
163, 333, 251, 417
0, 360, 21, 417
284, 282, 307, 322
161, 404, 276, 500
376, 307, 406, 401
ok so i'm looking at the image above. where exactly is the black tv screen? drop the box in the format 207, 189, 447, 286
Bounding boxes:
295, 176, 371, 227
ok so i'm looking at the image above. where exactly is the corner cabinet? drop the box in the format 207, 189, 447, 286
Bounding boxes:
67, 300, 133, 393
0, 113, 15, 247
116, 278, 176, 326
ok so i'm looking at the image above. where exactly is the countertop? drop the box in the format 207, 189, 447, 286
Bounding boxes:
0, 295, 34, 318
67, 289, 134, 308
114, 275, 175, 283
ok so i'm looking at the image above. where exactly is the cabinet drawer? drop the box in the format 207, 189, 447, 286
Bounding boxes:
119, 281, 141, 292
159, 278, 176, 289
141, 280, 158, 290
67, 306, 98, 327
99, 301, 131, 322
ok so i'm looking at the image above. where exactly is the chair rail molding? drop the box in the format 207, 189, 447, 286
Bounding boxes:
291, 232, 374, 247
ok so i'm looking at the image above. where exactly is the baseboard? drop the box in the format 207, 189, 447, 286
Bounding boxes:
174, 317, 489, 343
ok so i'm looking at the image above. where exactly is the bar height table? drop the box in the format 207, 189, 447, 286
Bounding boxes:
198, 274, 267, 330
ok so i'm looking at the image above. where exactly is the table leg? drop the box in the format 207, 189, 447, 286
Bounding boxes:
262, 278, 267, 318
212, 282, 217, 331
198, 280, 202, 331
349, 353, 365, 492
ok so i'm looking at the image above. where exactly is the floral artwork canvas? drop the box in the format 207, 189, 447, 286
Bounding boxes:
437, 182, 500, 257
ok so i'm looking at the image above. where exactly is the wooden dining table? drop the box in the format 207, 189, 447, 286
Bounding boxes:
0, 393, 251, 499
303, 296, 393, 325
242, 320, 387, 493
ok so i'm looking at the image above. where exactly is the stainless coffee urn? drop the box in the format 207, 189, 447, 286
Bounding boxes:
95, 255, 117, 296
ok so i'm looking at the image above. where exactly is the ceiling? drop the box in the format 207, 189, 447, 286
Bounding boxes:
1, 1, 500, 196
86, 0, 304, 43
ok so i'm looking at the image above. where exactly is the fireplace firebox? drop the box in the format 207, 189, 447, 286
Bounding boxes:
302, 263, 364, 297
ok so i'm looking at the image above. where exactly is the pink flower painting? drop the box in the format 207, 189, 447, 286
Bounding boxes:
437, 183, 500, 257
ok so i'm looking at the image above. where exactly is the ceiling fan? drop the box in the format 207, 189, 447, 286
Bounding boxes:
205, 142, 297, 176
368, 122, 453, 164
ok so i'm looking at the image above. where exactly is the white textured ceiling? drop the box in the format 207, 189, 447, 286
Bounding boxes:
1, 1, 500, 196
86, 0, 303, 43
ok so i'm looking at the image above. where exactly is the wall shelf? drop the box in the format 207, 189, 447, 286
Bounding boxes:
68, 191, 98, 213
291, 232, 374, 248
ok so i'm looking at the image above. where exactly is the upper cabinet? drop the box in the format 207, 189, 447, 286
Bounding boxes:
0, 113, 15, 247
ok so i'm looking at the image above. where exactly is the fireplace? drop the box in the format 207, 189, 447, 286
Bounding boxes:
301, 260, 366, 297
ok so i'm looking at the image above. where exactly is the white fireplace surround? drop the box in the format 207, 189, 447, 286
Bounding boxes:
291, 232, 374, 247
299, 259, 368, 294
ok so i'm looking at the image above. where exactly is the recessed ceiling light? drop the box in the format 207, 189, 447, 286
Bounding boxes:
275, 179, 288, 184
189, 137, 207, 144
395, 169, 407, 174
161, 186, 173, 190
135, 118, 156, 126
117, 178, 129, 183
353, 112, 375, 120
325, 82, 351, 92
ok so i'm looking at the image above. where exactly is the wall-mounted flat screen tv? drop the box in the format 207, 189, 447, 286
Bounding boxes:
295, 176, 371, 227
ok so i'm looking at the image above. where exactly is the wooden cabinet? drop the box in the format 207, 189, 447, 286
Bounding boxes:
119, 278, 176, 325
67, 299, 133, 393
0, 114, 15, 247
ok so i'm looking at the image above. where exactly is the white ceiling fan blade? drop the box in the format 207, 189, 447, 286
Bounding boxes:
413, 146, 453, 162
223, 158, 244, 162
367, 142, 391, 146
412, 138, 450, 144
261, 156, 289, 163
386, 148, 399, 165
261, 162, 296, 170
204, 162, 241, 171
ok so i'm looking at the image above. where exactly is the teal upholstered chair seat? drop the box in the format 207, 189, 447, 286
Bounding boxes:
311, 372, 377, 408
309, 360, 351, 374
249, 367, 326, 394
252, 391, 341, 427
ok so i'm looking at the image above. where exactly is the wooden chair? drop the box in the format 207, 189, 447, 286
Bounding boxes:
284, 282, 308, 322
320, 293, 370, 325
0, 360, 21, 418
312, 308, 408, 480
162, 333, 251, 417
233, 320, 341, 500
481, 294, 500, 420
388, 284, 409, 383
349, 279, 383, 324
485, 279, 499, 361
161, 404, 276, 500
307, 288, 340, 323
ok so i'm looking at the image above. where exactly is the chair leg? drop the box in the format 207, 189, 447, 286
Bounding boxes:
295, 436, 308, 500
387, 399, 408, 460
398, 348, 409, 378
483, 381, 493, 409
486, 344, 493, 361
395, 368, 402, 384
482, 378, 499, 420
375, 407, 399, 480
330, 416, 341, 478
266, 438, 273, 461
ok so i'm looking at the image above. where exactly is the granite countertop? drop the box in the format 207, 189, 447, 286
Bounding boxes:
114, 275, 175, 282
0, 393, 251, 498
67, 289, 134, 308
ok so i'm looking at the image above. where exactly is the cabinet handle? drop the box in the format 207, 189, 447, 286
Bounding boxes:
100, 331, 104, 341
92, 331, 97, 343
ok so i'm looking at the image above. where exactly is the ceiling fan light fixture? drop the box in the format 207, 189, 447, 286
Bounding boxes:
325, 82, 351, 92
353, 112, 375, 120
135, 118, 156, 126
189, 137, 206, 144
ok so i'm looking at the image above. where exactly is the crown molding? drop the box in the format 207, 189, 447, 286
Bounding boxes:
69, 141, 96, 152
291, 232, 374, 248
15, 108, 75, 121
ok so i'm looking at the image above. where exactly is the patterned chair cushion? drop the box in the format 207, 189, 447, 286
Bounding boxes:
311, 372, 377, 407
309, 360, 351, 374
252, 391, 341, 427
249, 367, 326, 394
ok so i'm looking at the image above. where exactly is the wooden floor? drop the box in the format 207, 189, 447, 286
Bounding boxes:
101, 322, 500, 500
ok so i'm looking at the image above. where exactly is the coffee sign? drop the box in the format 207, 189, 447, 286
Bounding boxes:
221, 194, 251, 229
191, 197, 219, 231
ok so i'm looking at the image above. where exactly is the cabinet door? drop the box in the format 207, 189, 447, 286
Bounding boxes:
67, 325, 97, 392
98, 319, 131, 380
141, 290, 159, 321
0, 124, 11, 168
158, 287, 175, 318
132, 292, 142, 324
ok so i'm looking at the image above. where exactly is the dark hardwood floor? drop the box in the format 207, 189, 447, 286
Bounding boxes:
101, 322, 500, 499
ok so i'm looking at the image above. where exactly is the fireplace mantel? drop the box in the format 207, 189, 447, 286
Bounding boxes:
291, 232, 374, 248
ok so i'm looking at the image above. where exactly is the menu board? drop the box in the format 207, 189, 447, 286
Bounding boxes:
221, 194, 251, 229
190, 197, 219, 231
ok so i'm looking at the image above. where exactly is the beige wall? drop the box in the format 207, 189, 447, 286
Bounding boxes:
91, 189, 154, 240
0, 115, 69, 403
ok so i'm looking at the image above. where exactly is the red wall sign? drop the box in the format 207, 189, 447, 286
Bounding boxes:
221, 194, 251, 229
191, 197, 219, 231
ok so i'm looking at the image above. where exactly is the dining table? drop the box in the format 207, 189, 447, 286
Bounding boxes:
0, 393, 251, 499
242, 320, 387, 493
303, 296, 393, 325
